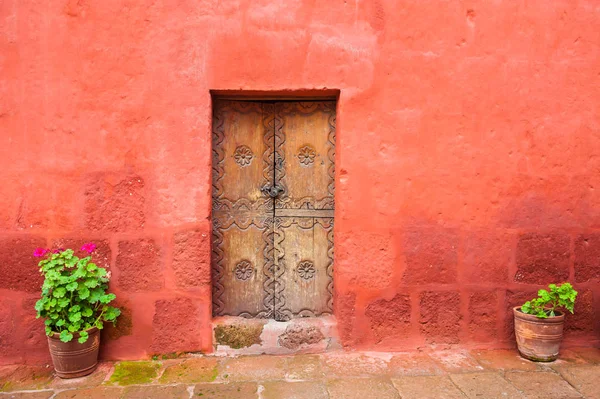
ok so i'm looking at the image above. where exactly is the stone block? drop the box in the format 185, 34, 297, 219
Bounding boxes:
278, 325, 324, 349
505, 371, 582, 398
328, 378, 400, 399
574, 234, 600, 282
116, 239, 163, 291
472, 349, 539, 371
121, 385, 189, 399
107, 361, 160, 386
392, 376, 464, 399
402, 227, 458, 284
84, 174, 145, 232
214, 323, 263, 349
194, 382, 258, 399
19, 297, 49, 357
564, 289, 594, 335
450, 373, 524, 398
0, 299, 18, 359
15, 175, 79, 231
558, 365, 600, 399
54, 387, 124, 399
262, 381, 328, 399
365, 294, 411, 344
285, 354, 324, 380
0, 365, 54, 391
337, 231, 394, 290
468, 291, 498, 342
429, 351, 484, 373
159, 358, 218, 383
322, 352, 387, 377
218, 356, 286, 381
388, 353, 444, 376
419, 291, 461, 344
172, 227, 211, 288
152, 298, 202, 353
0, 236, 45, 292
515, 233, 570, 283
461, 231, 512, 283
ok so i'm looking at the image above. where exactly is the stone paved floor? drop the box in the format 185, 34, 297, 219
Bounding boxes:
1, 348, 599, 398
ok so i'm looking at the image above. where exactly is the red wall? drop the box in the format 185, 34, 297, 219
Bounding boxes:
1, 0, 599, 365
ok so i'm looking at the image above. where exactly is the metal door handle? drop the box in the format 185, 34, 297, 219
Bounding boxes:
261, 184, 284, 198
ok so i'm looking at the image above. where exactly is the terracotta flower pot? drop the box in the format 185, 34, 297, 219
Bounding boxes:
513, 306, 565, 362
47, 327, 100, 378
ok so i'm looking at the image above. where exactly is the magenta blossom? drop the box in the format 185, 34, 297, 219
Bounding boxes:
33, 248, 49, 258
80, 242, 97, 254
53, 248, 65, 254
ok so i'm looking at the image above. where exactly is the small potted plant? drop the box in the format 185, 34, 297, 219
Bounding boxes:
513, 283, 577, 362
34, 243, 121, 378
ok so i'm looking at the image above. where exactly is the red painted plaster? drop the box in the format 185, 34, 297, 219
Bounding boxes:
1, 0, 600, 365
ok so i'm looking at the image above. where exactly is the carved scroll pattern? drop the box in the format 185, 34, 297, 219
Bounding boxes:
274, 102, 336, 209
274, 217, 334, 320
211, 101, 275, 318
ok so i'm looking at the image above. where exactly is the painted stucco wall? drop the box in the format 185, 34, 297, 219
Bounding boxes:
1, 0, 599, 365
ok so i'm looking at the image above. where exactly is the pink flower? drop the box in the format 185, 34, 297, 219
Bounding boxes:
80, 242, 97, 254
53, 248, 65, 254
33, 248, 49, 258
106, 271, 112, 279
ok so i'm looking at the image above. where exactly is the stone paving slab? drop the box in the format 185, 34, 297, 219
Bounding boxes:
1, 348, 599, 398
262, 381, 328, 399
327, 378, 400, 399
392, 375, 467, 399
556, 366, 600, 399
450, 372, 525, 398
194, 382, 258, 398
505, 371, 583, 399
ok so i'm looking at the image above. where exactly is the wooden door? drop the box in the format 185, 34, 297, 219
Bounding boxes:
212, 100, 335, 321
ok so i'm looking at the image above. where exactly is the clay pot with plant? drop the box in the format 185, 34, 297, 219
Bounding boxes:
34, 243, 121, 378
513, 283, 577, 362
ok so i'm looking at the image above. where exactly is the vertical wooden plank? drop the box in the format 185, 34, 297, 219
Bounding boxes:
212, 100, 274, 318
273, 102, 336, 319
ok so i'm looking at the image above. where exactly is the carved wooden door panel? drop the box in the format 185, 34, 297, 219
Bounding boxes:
212, 100, 335, 321
272, 102, 335, 320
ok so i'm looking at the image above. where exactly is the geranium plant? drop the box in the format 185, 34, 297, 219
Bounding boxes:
520, 283, 577, 318
34, 243, 120, 343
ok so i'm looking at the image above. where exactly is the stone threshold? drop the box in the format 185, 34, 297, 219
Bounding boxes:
210, 316, 340, 355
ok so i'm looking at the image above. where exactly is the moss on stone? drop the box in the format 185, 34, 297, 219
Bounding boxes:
214, 324, 263, 349
159, 358, 218, 383
108, 361, 161, 386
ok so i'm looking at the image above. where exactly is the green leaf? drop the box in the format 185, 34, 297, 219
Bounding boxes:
78, 286, 90, 300
45, 326, 52, 336
58, 297, 70, 308
69, 312, 82, 323
59, 330, 74, 343
78, 331, 89, 344
89, 288, 104, 303
34, 299, 45, 312
52, 287, 67, 298
56, 319, 65, 327
86, 263, 98, 272
99, 293, 116, 304
66, 282, 78, 292
69, 305, 81, 313
84, 278, 99, 288
104, 307, 121, 321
